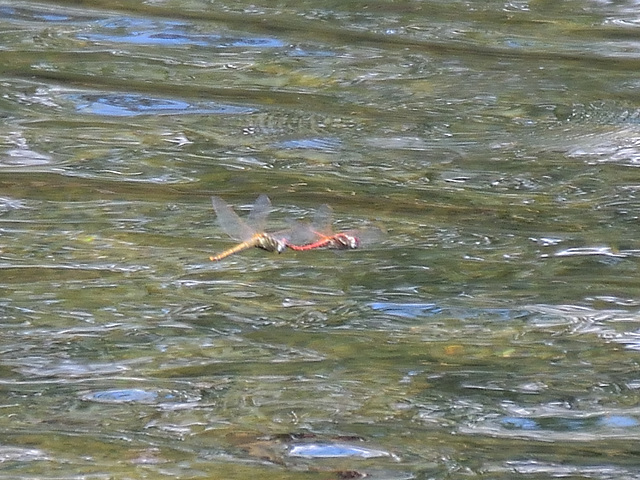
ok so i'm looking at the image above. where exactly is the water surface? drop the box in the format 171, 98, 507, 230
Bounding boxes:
1, 1, 640, 478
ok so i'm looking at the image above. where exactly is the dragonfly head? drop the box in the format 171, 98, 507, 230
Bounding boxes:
275, 238, 287, 253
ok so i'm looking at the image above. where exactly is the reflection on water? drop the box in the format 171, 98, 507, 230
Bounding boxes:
275, 137, 342, 152
67, 92, 256, 117
79, 17, 283, 49
500, 414, 639, 432
80, 17, 286, 49
289, 443, 395, 459
2, 0, 640, 478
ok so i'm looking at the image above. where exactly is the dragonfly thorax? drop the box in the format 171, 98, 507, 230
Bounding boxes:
255, 233, 287, 253
331, 233, 359, 249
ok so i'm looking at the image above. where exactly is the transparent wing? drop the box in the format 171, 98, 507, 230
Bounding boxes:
311, 204, 334, 236
284, 204, 334, 245
341, 227, 385, 248
246, 194, 272, 233
211, 196, 255, 241
283, 219, 322, 245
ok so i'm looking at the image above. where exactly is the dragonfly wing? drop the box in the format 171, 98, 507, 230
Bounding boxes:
247, 194, 272, 233
346, 227, 385, 248
282, 204, 335, 247
211, 196, 255, 241
312, 204, 334, 236
283, 219, 322, 245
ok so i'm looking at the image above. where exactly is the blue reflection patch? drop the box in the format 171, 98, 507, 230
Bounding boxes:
79, 17, 285, 48
0, 6, 84, 22
67, 93, 255, 117
370, 302, 442, 318
289, 443, 390, 458
276, 137, 342, 151
370, 303, 530, 321
287, 47, 335, 57
598, 415, 638, 428
500, 416, 539, 430
83, 389, 159, 403
502, 415, 639, 431
35, 13, 71, 22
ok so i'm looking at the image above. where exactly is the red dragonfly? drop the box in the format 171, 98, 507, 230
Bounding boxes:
286, 204, 380, 251
209, 194, 288, 261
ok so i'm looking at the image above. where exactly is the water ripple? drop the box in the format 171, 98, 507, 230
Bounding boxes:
79, 17, 285, 49
370, 302, 442, 318
81, 388, 201, 405
66, 93, 255, 117
499, 414, 640, 432
275, 137, 342, 151
289, 443, 395, 459
0, 196, 27, 213
0, 445, 50, 463
7, 356, 139, 379
82, 388, 159, 403
370, 302, 527, 321
553, 246, 629, 258
488, 460, 639, 478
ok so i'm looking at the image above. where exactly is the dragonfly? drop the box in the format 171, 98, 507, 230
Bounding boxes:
286, 204, 380, 251
209, 194, 288, 261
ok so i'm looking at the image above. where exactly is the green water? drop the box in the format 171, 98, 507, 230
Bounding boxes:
1, 1, 640, 478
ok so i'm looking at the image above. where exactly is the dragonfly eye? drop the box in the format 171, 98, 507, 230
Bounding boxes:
344, 235, 359, 249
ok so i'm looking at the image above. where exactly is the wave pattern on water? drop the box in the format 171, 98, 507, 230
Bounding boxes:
67, 92, 256, 117
2, 0, 640, 478
79, 16, 286, 48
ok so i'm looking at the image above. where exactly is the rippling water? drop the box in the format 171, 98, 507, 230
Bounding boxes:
2, 1, 640, 478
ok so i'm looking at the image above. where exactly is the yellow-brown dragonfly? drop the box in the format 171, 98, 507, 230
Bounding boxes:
210, 195, 289, 261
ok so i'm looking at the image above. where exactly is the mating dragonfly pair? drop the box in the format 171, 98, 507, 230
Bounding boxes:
210, 194, 378, 261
